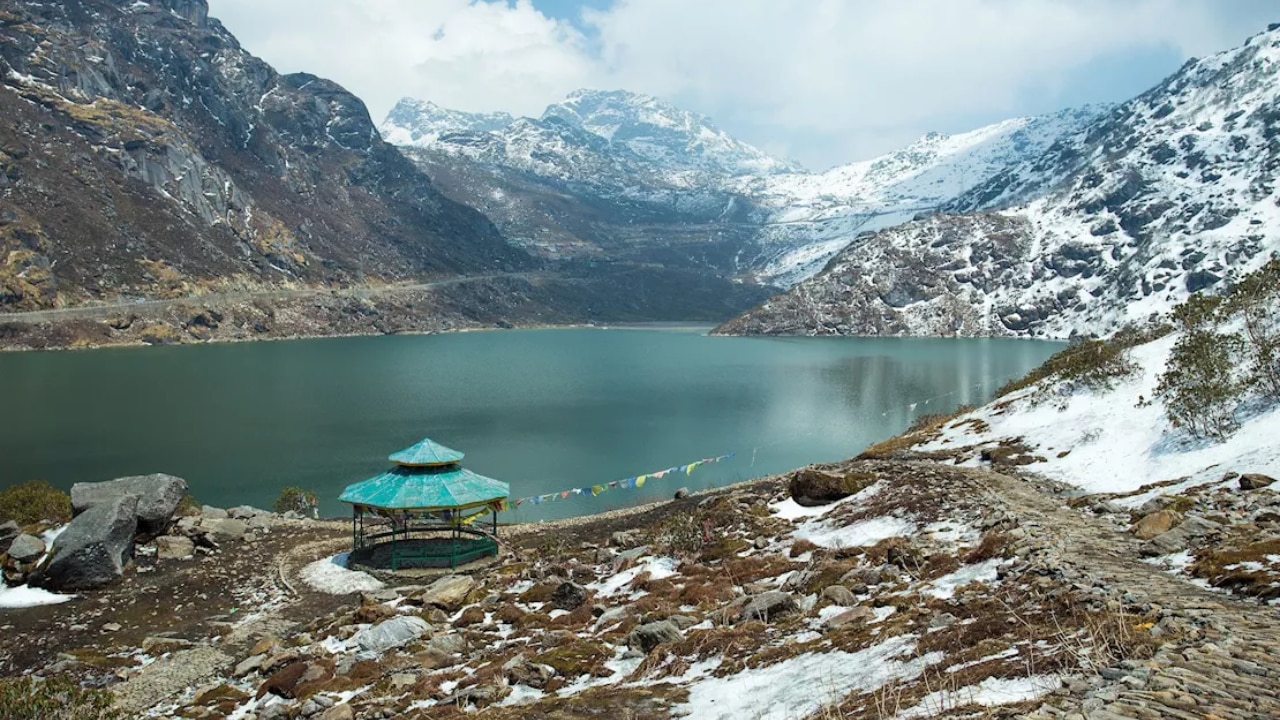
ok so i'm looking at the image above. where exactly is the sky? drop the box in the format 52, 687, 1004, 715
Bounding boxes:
205, 0, 1277, 170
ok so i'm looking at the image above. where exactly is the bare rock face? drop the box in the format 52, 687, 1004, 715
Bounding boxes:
34, 495, 138, 591
71, 473, 188, 535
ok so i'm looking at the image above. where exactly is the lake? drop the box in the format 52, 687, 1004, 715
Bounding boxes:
0, 328, 1061, 522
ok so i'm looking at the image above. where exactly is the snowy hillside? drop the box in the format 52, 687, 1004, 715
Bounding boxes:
380, 92, 1094, 286
919, 331, 1280, 500
721, 26, 1280, 337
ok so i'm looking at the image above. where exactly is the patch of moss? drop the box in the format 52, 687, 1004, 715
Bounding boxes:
0, 480, 71, 525
531, 640, 611, 679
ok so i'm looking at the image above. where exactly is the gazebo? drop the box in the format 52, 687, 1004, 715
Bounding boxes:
340, 438, 509, 570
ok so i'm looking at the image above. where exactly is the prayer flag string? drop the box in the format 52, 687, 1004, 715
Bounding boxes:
508, 453, 735, 508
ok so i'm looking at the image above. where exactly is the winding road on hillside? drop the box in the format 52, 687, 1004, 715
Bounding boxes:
0, 271, 554, 324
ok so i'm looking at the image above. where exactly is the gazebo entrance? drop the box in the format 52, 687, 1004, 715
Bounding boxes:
340, 438, 509, 571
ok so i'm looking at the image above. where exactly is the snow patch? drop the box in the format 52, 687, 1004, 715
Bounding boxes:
300, 553, 385, 594
0, 584, 75, 609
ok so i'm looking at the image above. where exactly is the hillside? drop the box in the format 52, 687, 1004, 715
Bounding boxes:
381, 93, 1098, 288
717, 25, 1280, 338
0, 0, 532, 315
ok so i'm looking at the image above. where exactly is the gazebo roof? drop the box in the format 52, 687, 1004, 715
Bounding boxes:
339, 464, 509, 511
388, 438, 466, 467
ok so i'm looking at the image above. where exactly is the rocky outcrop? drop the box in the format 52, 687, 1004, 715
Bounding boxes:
71, 473, 187, 534
34, 495, 138, 591
352, 616, 431, 654
788, 468, 874, 506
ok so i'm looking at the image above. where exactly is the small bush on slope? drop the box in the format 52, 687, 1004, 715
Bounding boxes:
0, 676, 122, 720
1151, 329, 1246, 440
0, 480, 71, 526
273, 486, 319, 516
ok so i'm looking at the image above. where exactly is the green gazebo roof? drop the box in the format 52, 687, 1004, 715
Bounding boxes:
339, 464, 509, 511
388, 438, 466, 467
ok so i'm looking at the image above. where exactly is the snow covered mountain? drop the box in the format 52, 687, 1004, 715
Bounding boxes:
718, 25, 1280, 338
380, 90, 1097, 287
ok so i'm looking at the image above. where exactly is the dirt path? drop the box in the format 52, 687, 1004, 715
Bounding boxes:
110, 535, 351, 714
952, 465, 1280, 720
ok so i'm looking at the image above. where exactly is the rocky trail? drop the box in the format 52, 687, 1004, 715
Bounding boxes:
956, 465, 1280, 720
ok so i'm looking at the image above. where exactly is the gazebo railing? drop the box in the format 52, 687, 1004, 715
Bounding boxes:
355, 520, 499, 570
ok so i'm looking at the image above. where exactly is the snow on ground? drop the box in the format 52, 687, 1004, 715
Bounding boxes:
590, 556, 679, 596
770, 482, 882, 520
674, 635, 941, 720
794, 515, 916, 550
925, 559, 1004, 600
300, 553, 385, 594
0, 584, 75, 609
921, 332, 1280, 497
898, 675, 1062, 718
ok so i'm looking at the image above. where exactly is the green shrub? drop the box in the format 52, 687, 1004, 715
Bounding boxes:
1230, 259, 1280, 400
273, 486, 319, 515
1152, 329, 1246, 440
0, 675, 122, 720
0, 481, 72, 526
998, 334, 1146, 400
175, 494, 201, 517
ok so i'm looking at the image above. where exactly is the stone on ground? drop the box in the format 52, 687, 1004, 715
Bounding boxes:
629, 620, 682, 653
820, 584, 857, 606
1239, 473, 1276, 491
201, 518, 248, 542
737, 591, 798, 623
6, 533, 46, 563
550, 581, 587, 610
35, 495, 138, 591
788, 468, 873, 506
1132, 510, 1181, 540
416, 575, 475, 611
353, 616, 431, 654
155, 535, 196, 559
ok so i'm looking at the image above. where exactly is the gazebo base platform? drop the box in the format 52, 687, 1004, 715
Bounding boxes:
348, 537, 501, 579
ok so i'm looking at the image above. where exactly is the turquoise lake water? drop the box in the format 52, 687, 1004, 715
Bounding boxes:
0, 328, 1061, 522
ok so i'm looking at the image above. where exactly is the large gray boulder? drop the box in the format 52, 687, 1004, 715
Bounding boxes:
34, 495, 138, 591
352, 616, 431, 654
71, 474, 187, 534
0, 520, 21, 555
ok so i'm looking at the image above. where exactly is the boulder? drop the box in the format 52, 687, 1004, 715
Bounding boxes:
737, 591, 798, 623
6, 534, 46, 563
1240, 473, 1276, 491
34, 495, 138, 591
1132, 510, 1181, 540
673, 487, 690, 499
427, 632, 466, 655
824, 606, 875, 630
71, 473, 187, 534
155, 535, 196, 559
317, 705, 354, 720
202, 518, 248, 542
0, 520, 19, 555
820, 585, 857, 606
352, 616, 431, 654
227, 506, 262, 520
417, 574, 475, 611
201, 506, 230, 520
142, 636, 192, 655
550, 581, 587, 611
788, 468, 874, 507
628, 620, 682, 653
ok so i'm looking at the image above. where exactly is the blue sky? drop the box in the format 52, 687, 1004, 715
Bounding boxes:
207, 0, 1278, 169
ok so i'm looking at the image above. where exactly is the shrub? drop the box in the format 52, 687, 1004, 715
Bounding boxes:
175, 494, 201, 517
273, 486, 319, 516
0, 481, 72, 526
0, 675, 123, 720
1230, 259, 1280, 400
996, 327, 1161, 400
1152, 329, 1246, 440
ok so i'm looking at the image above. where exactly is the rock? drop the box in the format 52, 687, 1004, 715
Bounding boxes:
824, 606, 875, 629
549, 581, 587, 611
194, 683, 250, 705
753, 536, 770, 550
154, 535, 196, 559
610, 531, 637, 548
102, 622, 122, 632
1132, 510, 1181, 540
427, 632, 467, 655
0, 521, 19, 555
227, 505, 262, 520
352, 616, 431, 654
629, 620, 682, 653
416, 575, 475, 611
317, 704, 354, 720
201, 518, 248, 542
737, 591, 798, 623
70, 473, 187, 534
674, 487, 690, 499
33, 495, 138, 591
788, 468, 874, 507
201, 506, 229, 520
234, 654, 267, 677
821, 585, 857, 606
1240, 473, 1276, 491
142, 636, 192, 655
441, 683, 508, 708
667, 614, 699, 630
6, 534, 46, 563
1135, 496, 1175, 516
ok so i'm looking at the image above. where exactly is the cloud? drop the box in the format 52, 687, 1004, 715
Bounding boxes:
206, 0, 1275, 169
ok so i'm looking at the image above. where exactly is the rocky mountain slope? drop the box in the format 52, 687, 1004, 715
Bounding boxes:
0, 0, 537, 315
718, 25, 1280, 338
381, 92, 1098, 287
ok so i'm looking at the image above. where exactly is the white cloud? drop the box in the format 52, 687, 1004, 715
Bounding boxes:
206, 0, 1275, 168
